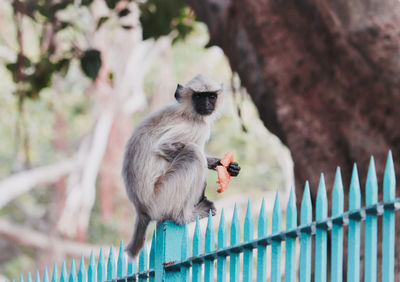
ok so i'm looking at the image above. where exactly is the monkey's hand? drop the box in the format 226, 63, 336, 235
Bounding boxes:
158, 142, 185, 162
227, 162, 241, 177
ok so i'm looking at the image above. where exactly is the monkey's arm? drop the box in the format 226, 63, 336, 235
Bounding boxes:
156, 142, 185, 162
207, 156, 241, 177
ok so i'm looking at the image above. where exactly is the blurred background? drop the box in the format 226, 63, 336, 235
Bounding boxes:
1, 0, 400, 279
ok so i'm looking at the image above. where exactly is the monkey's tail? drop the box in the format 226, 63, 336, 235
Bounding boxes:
126, 213, 151, 259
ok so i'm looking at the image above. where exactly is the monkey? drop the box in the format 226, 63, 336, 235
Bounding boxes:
122, 74, 241, 258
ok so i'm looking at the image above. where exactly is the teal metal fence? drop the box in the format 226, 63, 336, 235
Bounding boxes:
15, 152, 399, 282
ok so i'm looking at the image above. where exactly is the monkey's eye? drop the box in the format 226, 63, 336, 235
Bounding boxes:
194, 93, 201, 99
209, 93, 217, 101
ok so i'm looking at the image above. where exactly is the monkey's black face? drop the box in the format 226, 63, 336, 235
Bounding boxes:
192, 92, 218, 116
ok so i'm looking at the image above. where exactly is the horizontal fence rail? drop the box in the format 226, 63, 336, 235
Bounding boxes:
15, 151, 399, 282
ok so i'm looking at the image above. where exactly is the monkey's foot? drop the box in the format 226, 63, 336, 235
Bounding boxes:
194, 197, 216, 217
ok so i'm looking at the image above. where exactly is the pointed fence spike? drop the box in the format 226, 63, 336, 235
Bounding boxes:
27, 272, 32, 282
60, 261, 67, 282
20, 274, 24, 282
35, 271, 40, 282
300, 181, 312, 282
138, 243, 148, 275
285, 188, 297, 282
205, 210, 215, 282
43, 268, 49, 282
271, 191, 282, 282
365, 156, 378, 282
51, 263, 58, 282
217, 209, 227, 282
149, 233, 156, 282
243, 200, 254, 282
382, 150, 396, 282
257, 198, 268, 282
331, 167, 344, 282
107, 245, 116, 280
97, 249, 106, 282
315, 174, 328, 282
87, 251, 95, 282
117, 241, 127, 278
181, 224, 190, 282
192, 217, 202, 282
347, 163, 361, 282
78, 255, 86, 282
69, 259, 77, 282
230, 204, 240, 281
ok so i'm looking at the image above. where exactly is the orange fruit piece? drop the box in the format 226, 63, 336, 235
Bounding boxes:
216, 152, 234, 193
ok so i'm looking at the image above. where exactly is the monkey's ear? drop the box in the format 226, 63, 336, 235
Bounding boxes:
175, 84, 184, 102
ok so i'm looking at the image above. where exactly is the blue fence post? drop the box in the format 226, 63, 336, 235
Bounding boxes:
35, 271, 40, 282
192, 217, 203, 282
181, 224, 190, 282
217, 210, 227, 282
149, 232, 156, 282
154, 220, 185, 282
205, 211, 215, 282
60, 262, 68, 282
315, 174, 328, 282
107, 246, 116, 281
78, 255, 86, 282
271, 192, 282, 282
87, 252, 95, 282
117, 241, 126, 278
285, 188, 296, 282
43, 268, 49, 282
51, 263, 58, 282
230, 204, 240, 282
331, 168, 344, 282
364, 157, 378, 282
347, 164, 361, 282
243, 200, 254, 282
27, 273, 32, 282
257, 199, 267, 282
69, 259, 77, 282
299, 182, 312, 282
382, 151, 396, 282
138, 244, 148, 282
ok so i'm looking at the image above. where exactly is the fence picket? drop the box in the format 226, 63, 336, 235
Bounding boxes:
382, 151, 396, 282
97, 249, 106, 282
69, 259, 77, 282
149, 233, 156, 282
107, 246, 116, 280
117, 241, 126, 278
127, 259, 136, 276
217, 210, 227, 282
205, 211, 215, 282
43, 268, 49, 282
60, 262, 67, 282
243, 200, 254, 282
285, 188, 296, 282
193, 217, 202, 282
78, 255, 86, 282
331, 168, 344, 282
230, 204, 240, 282
299, 182, 312, 282
27, 273, 32, 282
35, 271, 40, 282
315, 174, 328, 282
181, 224, 190, 282
139, 244, 148, 282
87, 252, 95, 282
20, 274, 24, 282
365, 157, 378, 282
257, 199, 267, 282
51, 263, 58, 282
347, 164, 361, 282
271, 192, 282, 282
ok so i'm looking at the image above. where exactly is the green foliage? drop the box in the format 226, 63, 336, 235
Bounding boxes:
139, 0, 197, 42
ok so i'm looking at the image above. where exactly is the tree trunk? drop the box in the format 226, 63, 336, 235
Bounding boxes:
188, 0, 400, 278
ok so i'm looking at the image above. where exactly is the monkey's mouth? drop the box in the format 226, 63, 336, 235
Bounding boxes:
197, 109, 214, 115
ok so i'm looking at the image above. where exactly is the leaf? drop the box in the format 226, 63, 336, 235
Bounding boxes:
96, 16, 109, 30
55, 58, 70, 77
80, 49, 102, 80
105, 0, 119, 9
118, 8, 130, 17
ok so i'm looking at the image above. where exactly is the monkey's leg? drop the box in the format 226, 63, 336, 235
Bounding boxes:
153, 143, 206, 224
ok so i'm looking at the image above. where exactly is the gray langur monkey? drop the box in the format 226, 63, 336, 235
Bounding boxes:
122, 74, 241, 258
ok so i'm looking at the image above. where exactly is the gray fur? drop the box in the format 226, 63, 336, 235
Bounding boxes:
122, 75, 223, 258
